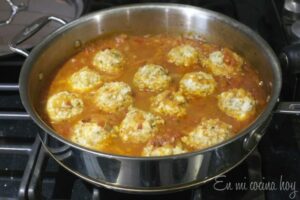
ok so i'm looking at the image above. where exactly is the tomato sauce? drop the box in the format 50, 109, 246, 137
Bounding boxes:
39, 34, 268, 156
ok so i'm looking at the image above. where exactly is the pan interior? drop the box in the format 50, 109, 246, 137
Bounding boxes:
21, 4, 280, 157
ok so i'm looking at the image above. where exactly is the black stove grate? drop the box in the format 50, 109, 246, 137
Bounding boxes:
0, 130, 266, 200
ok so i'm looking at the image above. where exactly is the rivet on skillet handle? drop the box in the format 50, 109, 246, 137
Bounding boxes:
243, 117, 272, 152
8, 16, 67, 57
243, 131, 262, 152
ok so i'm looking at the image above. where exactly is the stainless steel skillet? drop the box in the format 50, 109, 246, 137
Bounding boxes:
1, 3, 299, 193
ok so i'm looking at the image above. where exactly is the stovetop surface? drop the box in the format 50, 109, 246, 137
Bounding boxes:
0, 0, 300, 200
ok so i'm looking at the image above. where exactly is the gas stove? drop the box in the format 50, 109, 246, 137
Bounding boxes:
0, 0, 299, 200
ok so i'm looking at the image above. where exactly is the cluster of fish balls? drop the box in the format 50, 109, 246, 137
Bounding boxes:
46, 43, 256, 156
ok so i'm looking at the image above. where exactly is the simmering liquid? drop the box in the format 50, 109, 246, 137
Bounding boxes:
39, 34, 268, 157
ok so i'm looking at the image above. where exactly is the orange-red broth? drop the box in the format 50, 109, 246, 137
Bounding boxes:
39, 34, 268, 156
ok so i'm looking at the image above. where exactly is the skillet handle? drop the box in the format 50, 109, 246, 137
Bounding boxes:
274, 102, 300, 114
9, 16, 67, 57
